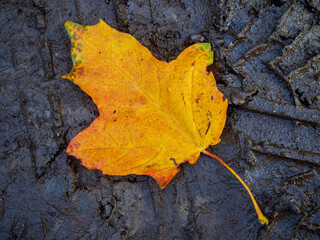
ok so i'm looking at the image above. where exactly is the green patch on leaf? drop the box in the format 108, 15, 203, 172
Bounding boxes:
199, 43, 211, 52
75, 59, 82, 64
207, 51, 213, 61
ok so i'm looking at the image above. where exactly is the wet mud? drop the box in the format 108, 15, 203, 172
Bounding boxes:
0, 0, 319, 239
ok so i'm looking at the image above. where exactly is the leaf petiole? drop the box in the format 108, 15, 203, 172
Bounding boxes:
201, 149, 269, 225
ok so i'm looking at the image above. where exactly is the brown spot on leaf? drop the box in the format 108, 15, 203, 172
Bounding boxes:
77, 67, 84, 75
205, 121, 211, 135
170, 158, 178, 166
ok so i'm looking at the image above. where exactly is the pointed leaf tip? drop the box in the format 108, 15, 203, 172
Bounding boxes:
64, 21, 74, 29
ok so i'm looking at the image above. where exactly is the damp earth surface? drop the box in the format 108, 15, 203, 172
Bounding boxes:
0, 0, 319, 239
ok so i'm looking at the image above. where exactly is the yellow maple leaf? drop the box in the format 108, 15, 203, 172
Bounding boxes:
61, 19, 268, 225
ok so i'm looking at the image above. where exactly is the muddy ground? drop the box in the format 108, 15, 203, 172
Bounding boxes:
0, 0, 319, 239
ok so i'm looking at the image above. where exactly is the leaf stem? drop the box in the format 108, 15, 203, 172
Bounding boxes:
201, 149, 269, 225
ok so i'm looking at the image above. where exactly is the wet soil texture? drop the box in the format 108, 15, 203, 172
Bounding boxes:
1, 0, 320, 239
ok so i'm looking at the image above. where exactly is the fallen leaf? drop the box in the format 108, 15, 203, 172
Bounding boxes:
62, 19, 227, 187
62, 19, 268, 225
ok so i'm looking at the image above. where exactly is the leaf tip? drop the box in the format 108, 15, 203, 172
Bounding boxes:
64, 21, 74, 30
60, 74, 68, 79
159, 177, 171, 189
60, 73, 74, 82
199, 42, 211, 52
148, 168, 180, 190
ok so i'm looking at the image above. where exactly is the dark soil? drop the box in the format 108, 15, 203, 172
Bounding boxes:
0, 0, 319, 239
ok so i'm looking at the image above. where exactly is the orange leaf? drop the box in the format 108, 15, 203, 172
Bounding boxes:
62, 19, 227, 187
62, 20, 268, 225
